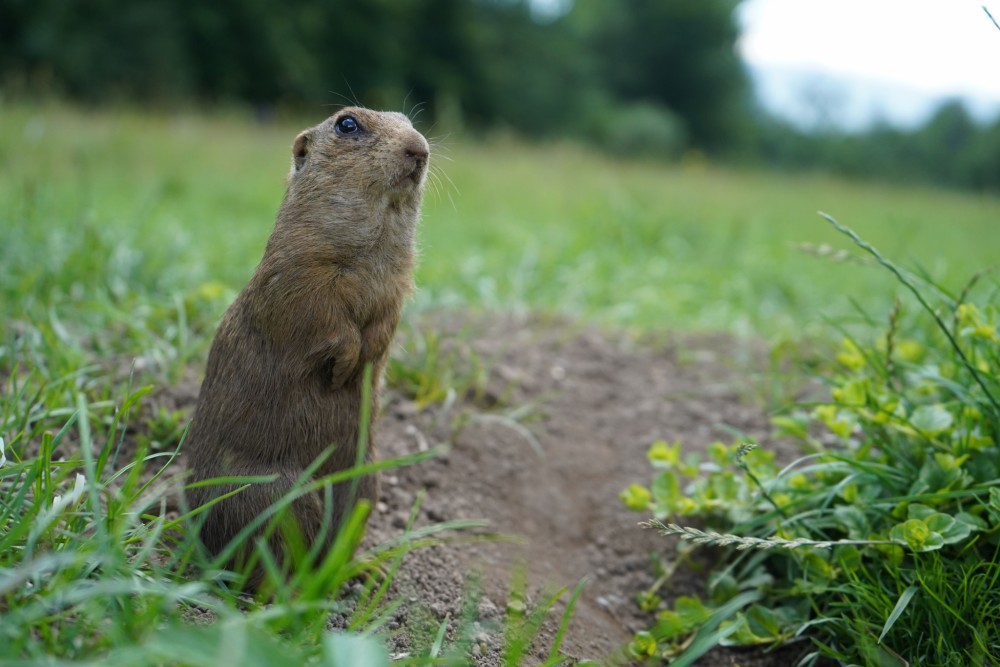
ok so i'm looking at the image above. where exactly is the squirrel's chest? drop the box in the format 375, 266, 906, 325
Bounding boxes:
337, 257, 412, 320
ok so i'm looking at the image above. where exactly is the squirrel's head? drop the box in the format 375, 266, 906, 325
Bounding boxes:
288, 107, 430, 208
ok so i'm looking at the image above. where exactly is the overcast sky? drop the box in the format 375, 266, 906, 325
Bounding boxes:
738, 0, 1000, 127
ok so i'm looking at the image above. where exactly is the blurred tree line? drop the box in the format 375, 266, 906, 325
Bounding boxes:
2, 0, 997, 191
0, 0, 743, 153
747, 101, 1000, 191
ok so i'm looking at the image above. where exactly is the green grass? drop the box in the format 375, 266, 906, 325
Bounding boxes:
622, 221, 1000, 666
423, 140, 999, 337
0, 376, 519, 667
3, 101, 998, 345
3, 101, 1000, 665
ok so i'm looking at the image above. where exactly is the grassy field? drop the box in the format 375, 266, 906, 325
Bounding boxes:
2, 102, 999, 666
3, 102, 998, 348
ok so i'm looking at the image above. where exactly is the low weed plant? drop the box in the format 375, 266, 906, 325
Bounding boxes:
622, 217, 1000, 666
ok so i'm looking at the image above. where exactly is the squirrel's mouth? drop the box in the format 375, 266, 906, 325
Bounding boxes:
393, 162, 427, 191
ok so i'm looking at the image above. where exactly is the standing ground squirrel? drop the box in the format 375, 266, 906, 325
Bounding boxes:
184, 107, 430, 586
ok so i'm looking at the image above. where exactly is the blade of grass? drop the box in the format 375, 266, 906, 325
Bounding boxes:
540, 577, 587, 667
878, 586, 919, 645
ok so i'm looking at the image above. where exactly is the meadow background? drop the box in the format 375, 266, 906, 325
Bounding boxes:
2, 2, 1000, 666
3, 103, 997, 348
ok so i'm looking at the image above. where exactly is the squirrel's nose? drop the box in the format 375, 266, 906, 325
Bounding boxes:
406, 147, 429, 164
404, 134, 430, 164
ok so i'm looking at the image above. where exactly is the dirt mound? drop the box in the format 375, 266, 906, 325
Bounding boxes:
360, 315, 801, 666
157, 313, 803, 665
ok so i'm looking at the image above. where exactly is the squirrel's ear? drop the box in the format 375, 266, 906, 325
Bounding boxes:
292, 130, 312, 171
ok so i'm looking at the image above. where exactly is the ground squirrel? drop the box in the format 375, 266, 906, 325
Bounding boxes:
184, 107, 429, 586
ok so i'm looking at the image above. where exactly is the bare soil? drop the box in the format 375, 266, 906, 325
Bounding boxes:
162, 313, 811, 666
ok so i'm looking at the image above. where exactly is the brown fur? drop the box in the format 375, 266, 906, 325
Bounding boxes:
184, 108, 429, 585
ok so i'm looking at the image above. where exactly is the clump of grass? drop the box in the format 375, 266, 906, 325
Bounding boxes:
621, 218, 1000, 665
387, 322, 488, 410
0, 369, 584, 665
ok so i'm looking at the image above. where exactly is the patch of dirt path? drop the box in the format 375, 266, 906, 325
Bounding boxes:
363, 315, 803, 666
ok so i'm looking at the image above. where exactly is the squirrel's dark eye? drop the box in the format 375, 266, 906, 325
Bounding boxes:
335, 115, 360, 136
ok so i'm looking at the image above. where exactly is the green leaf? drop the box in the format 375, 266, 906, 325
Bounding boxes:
988, 487, 1000, 523
619, 484, 652, 512
675, 596, 711, 627
667, 590, 762, 667
129, 621, 309, 667
716, 615, 756, 646
910, 404, 953, 435
636, 590, 661, 613
771, 415, 809, 440
743, 605, 784, 641
833, 378, 868, 406
652, 610, 687, 640
932, 452, 968, 472
935, 516, 972, 545
651, 470, 680, 508
911, 504, 979, 544
834, 505, 870, 540
708, 442, 729, 466
906, 503, 935, 521
717, 605, 794, 646
833, 544, 862, 572
707, 571, 739, 604
878, 586, 919, 645
924, 512, 956, 534
835, 338, 866, 370
813, 405, 855, 438
889, 518, 933, 551
954, 511, 987, 531
910, 458, 963, 495
628, 631, 658, 658
323, 633, 388, 667
924, 533, 945, 550
647, 440, 680, 467
965, 450, 1000, 484
889, 504, 976, 551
